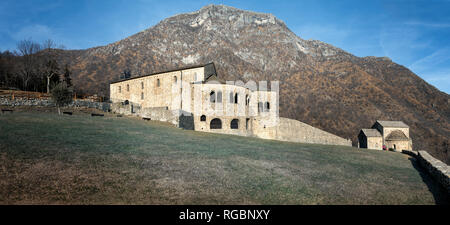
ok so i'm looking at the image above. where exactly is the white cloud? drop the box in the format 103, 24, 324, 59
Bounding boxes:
404, 21, 450, 28
420, 70, 450, 94
11, 24, 53, 41
409, 48, 450, 72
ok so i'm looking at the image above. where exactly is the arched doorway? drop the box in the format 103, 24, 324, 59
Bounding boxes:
210, 118, 222, 129
230, 119, 239, 129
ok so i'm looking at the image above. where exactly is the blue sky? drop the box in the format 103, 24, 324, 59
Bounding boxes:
1, 0, 449, 93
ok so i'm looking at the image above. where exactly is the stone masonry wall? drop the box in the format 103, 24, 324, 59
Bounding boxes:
0, 96, 110, 112
402, 150, 449, 195
111, 102, 180, 126
254, 117, 352, 146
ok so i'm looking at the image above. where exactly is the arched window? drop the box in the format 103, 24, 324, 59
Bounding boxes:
245, 95, 249, 106
210, 91, 216, 103
230, 119, 239, 129
126, 84, 129, 91
141, 82, 144, 89
234, 93, 238, 104
217, 91, 222, 103
210, 118, 222, 129
141, 92, 144, 100
174, 76, 177, 83
265, 102, 270, 112
157, 79, 160, 87
200, 115, 206, 121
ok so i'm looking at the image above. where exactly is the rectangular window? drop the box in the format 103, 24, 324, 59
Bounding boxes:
127, 84, 129, 91
141, 92, 144, 100
217, 91, 222, 103
258, 102, 263, 113
141, 82, 144, 89
119, 86, 121, 93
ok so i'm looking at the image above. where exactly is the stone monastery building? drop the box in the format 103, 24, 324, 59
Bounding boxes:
358, 120, 412, 151
110, 63, 351, 146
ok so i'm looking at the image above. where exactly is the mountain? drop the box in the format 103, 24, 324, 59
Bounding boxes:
56, 4, 449, 163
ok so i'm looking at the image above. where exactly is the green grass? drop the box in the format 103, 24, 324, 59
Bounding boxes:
0, 111, 443, 204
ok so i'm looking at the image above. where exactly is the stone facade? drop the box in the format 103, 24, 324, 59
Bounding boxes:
358, 120, 412, 151
110, 63, 351, 146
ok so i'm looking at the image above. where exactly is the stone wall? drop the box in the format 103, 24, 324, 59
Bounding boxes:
254, 117, 352, 146
403, 150, 449, 194
366, 136, 383, 150
111, 102, 180, 126
0, 96, 110, 111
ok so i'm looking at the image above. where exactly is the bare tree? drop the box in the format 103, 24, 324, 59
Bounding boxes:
16, 39, 41, 91
44, 59, 60, 93
0, 50, 19, 88
41, 39, 60, 93
42, 39, 55, 50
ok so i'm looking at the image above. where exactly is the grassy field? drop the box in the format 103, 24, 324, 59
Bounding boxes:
0, 111, 447, 204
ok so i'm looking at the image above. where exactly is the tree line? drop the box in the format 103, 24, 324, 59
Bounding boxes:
0, 39, 72, 93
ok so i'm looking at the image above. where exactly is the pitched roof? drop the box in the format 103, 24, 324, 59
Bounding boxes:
110, 62, 216, 84
361, 129, 382, 137
202, 74, 226, 84
385, 130, 409, 141
376, 120, 409, 128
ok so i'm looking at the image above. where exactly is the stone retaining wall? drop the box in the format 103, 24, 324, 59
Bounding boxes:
266, 117, 352, 146
111, 102, 180, 126
0, 96, 110, 112
403, 150, 449, 194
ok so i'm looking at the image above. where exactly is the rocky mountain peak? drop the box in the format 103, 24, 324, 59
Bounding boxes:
195, 4, 281, 25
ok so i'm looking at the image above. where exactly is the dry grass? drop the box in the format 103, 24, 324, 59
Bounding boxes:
0, 111, 446, 204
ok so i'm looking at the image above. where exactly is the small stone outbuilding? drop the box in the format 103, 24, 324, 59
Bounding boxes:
358, 120, 412, 151
358, 129, 382, 150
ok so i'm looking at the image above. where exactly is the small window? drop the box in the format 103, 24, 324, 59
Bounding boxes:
217, 91, 222, 103
127, 84, 129, 92
174, 76, 177, 83
230, 119, 239, 129
141, 82, 144, 89
200, 115, 206, 121
234, 93, 238, 104
265, 102, 270, 112
157, 79, 160, 87
119, 86, 121, 93
245, 95, 249, 106
141, 92, 144, 100
210, 91, 216, 103
246, 118, 250, 130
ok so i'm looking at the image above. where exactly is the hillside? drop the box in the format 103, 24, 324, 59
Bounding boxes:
0, 111, 447, 204
54, 4, 449, 163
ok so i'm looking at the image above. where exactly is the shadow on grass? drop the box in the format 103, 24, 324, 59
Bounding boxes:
408, 157, 449, 205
